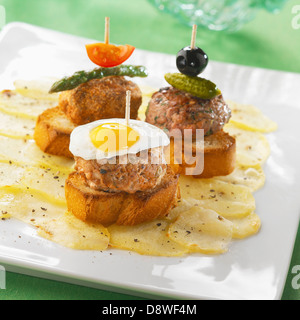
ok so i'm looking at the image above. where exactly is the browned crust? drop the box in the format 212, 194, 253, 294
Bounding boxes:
34, 106, 75, 158
65, 171, 180, 226
60, 77, 142, 125
165, 130, 236, 179
34, 77, 142, 157
193, 132, 236, 179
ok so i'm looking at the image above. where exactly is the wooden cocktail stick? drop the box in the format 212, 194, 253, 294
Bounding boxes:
105, 17, 110, 44
125, 90, 131, 125
190, 24, 197, 49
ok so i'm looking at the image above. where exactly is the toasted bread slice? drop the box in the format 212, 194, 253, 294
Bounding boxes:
165, 130, 236, 179
34, 106, 76, 158
65, 171, 180, 226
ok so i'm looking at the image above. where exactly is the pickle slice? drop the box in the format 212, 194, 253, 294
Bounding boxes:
164, 73, 221, 99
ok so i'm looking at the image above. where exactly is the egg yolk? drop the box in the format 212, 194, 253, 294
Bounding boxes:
89, 123, 140, 153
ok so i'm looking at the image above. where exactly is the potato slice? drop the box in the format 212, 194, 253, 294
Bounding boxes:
23, 141, 74, 174
37, 212, 110, 250
14, 79, 60, 102
0, 90, 56, 120
138, 102, 149, 122
168, 207, 233, 254
0, 111, 35, 140
224, 124, 270, 167
139, 85, 157, 97
166, 199, 193, 221
228, 213, 261, 239
0, 136, 29, 163
0, 136, 74, 174
180, 176, 256, 219
0, 187, 66, 225
138, 98, 150, 122
0, 162, 25, 186
0, 162, 67, 207
137, 86, 157, 121
0, 189, 109, 250
227, 100, 278, 133
215, 165, 265, 193
19, 166, 68, 206
108, 220, 188, 257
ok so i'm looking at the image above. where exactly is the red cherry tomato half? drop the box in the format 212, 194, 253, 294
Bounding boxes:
85, 43, 135, 68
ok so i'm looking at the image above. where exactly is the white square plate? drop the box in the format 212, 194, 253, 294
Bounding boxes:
0, 22, 300, 300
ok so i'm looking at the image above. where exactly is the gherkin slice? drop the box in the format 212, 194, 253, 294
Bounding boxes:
164, 73, 221, 99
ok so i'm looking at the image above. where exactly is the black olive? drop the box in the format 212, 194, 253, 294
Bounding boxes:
176, 46, 208, 77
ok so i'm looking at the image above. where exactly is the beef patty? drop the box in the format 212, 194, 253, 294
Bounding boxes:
74, 147, 171, 194
59, 76, 142, 125
145, 87, 231, 136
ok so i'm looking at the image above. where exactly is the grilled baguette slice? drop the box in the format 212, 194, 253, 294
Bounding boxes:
65, 171, 180, 226
34, 106, 75, 158
165, 130, 236, 179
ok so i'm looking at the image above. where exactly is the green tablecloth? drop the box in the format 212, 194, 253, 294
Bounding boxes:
0, 0, 299, 300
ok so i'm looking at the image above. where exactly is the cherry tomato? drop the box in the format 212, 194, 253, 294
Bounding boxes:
86, 43, 135, 68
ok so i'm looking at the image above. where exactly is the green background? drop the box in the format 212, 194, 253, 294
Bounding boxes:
0, 0, 299, 300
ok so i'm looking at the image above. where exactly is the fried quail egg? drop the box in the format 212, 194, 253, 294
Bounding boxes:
69, 118, 170, 161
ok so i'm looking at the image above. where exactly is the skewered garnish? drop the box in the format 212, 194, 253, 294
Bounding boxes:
86, 44, 135, 68
168, 25, 217, 99
86, 17, 135, 68
50, 17, 146, 94
49, 65, 147, 93
164, 73, 221, 100
176, 46, 208, 77
176, 25, 208, 77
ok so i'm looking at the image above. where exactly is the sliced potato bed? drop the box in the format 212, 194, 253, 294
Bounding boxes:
108, 220, 188, 257
0, 90, 56, 120
37, 211, 110, 250
0, 81, 275, 256
0, 188, 66, 225
227, 100, 278, 133
0, 189, 109, 251
25, 141, 74, 173
228, 213, 261, 239
0, 136, 74, 173
179, 176, 256, 219
14, 79, 60, 102
20, 166, 68, 206
0, 136, 31, 163
0, 162, 67, 206
0, 161, 109, 251
224, 124, 271, 167
169, 201, 260, 242
215, 165, 265, 193
168, 207, 233, 254
0, 162, 26, 186
0, 110, 35, 139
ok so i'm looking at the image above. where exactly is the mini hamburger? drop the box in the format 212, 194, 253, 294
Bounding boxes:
34, 69, 145, 159
65, 116, 180, 226
34, 18, 147, 159
145, 25, 236, 178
